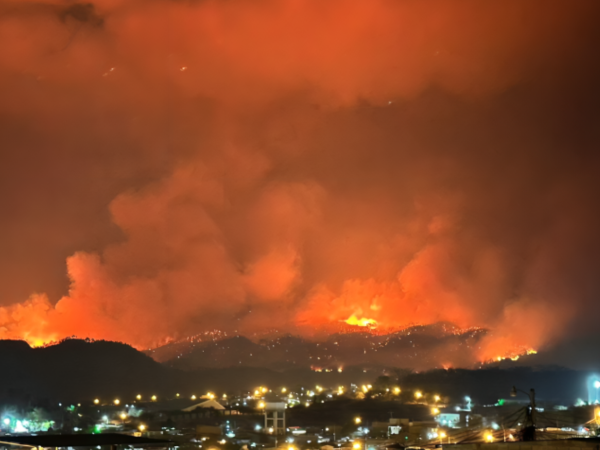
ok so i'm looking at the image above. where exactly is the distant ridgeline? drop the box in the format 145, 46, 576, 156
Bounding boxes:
0, 337, 594, 405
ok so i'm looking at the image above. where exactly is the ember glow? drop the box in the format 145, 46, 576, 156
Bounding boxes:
1, 0, 600, 367
345, 315, 378, 328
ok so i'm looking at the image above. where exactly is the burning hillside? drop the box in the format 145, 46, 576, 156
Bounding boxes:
1, 0, 600, 368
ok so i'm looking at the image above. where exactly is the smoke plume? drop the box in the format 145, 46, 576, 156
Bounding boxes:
1, 0, 600, 364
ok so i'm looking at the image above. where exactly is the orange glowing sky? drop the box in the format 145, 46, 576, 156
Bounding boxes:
1, 0, 600, 365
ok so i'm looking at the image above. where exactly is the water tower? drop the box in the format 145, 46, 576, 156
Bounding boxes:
264, 401, 286, 435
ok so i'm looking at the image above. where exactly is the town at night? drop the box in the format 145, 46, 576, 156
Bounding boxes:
1, 1, 600, 450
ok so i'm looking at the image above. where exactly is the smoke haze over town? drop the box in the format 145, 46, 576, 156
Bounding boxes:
1, 0, 600, 368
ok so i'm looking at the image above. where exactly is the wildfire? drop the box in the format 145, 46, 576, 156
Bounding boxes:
345, 315, 378, 328
489, 347, 538, 363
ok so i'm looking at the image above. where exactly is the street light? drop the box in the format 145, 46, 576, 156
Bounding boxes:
353, 442, 361, 450
510, 386, 536, 431
114, 399, 120, 405
94, 399, 99, 405
439, 431, 447, 444
139, 424, 146, 432
355, 417, 362, 424
415, 391, 423, 400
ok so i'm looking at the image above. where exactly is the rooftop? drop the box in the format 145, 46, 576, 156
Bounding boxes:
0, 433, 173, 448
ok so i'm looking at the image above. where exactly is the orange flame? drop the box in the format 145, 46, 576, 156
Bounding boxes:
345, 314, 378, 327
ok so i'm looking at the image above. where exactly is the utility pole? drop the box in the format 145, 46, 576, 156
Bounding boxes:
510, 386, 536, 441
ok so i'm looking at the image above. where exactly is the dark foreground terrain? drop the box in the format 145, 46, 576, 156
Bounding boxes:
0, 338, 595, 405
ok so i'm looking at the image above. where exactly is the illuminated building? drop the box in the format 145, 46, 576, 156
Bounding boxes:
263, 401, 286, 435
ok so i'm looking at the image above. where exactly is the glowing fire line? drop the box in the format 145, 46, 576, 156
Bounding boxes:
345, 314, 378, 327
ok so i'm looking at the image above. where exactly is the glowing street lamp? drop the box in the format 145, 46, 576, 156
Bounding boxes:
439, 431, 447, 444
394, 387, 401, 395
431, 408, 440, 415
136, 395, 142, 400
510, 386, 536, 429
415, 391, 423, 400
114, 399, 120, 405
355, 417, 362, 424
434, 395, 440, 402
94, 399, 100, 405
139, 424, 146, 432
485, 433, 494, 443
353, 442, 361, 450
151, 395, 157, 401
191, 395, 197, 400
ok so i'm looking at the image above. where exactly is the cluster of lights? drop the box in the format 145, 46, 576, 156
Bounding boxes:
92, 394, 161, 406
93, 382, 411, 411
96, 391, 234, 406
254, 387, 268, 396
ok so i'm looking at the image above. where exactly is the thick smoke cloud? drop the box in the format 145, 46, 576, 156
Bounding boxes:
1, 0, 600, 363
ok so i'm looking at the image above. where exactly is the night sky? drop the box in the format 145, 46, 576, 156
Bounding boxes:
1, 0, 600, 366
